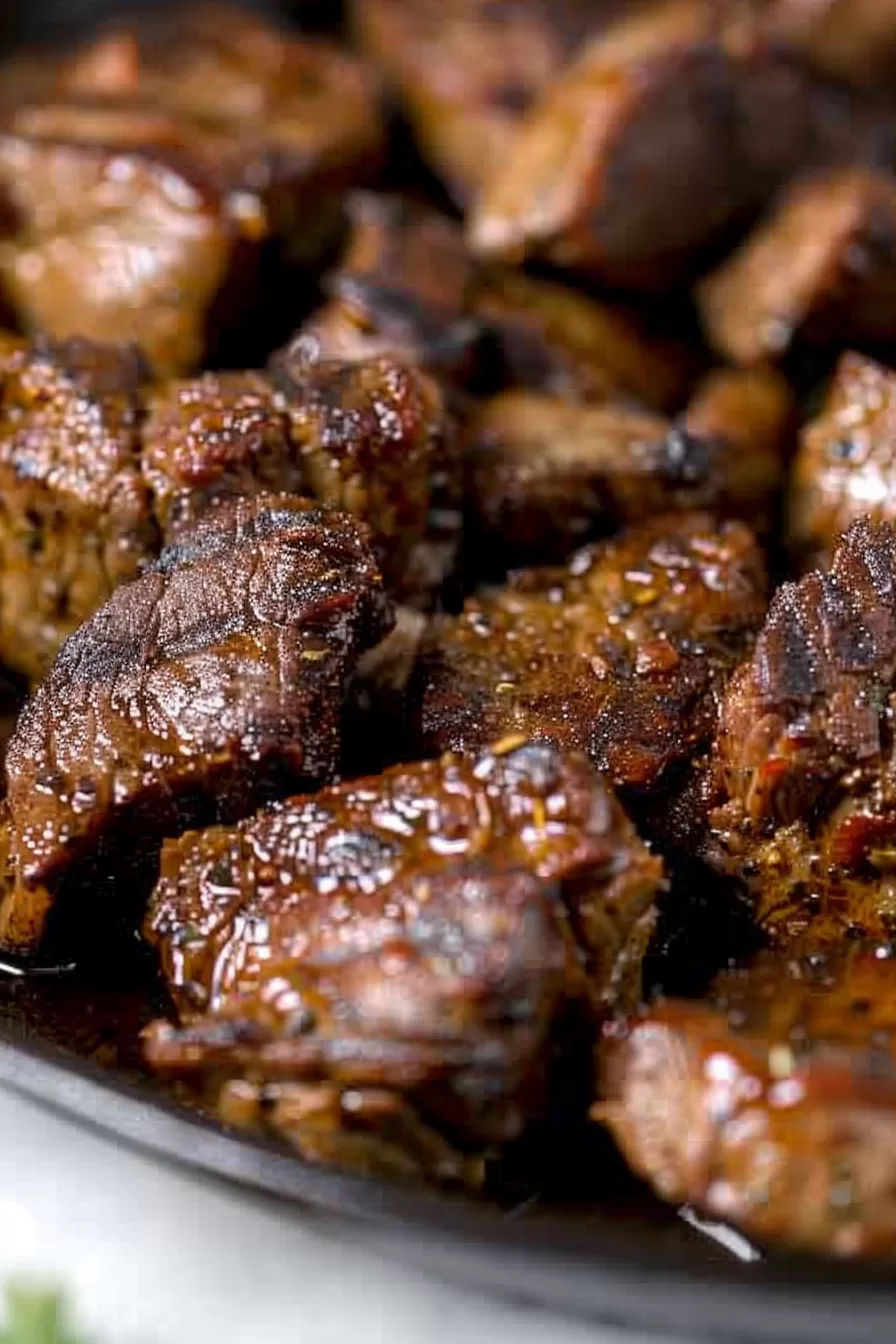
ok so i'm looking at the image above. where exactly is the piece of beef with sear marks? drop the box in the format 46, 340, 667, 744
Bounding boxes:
709, 516, 896, 946
412, 514, 767, 811
143, 738, 663, 1183
0, 493, 393, 958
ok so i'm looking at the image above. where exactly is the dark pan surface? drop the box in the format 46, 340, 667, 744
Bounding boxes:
2, 954, 896, 1343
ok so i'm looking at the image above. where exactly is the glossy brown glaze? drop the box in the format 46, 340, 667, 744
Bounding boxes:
144, 739, 663, 1181
602, 946, 896, 1259
468, 0, 842, 289
351, 0, 594, 204
699, 168, 896, 366
790, 352, 896, 566
269, 339, 460, 609
464, 370, 792, 569
0, 494, 393, 957
142, 371, 298, 539
413, 514, 766, 804
0, 335, 157, 683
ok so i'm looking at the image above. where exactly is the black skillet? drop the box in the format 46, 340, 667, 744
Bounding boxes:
3, 1, 896, 1339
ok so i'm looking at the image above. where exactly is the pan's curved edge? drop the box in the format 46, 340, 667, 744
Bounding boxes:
1, 1029, 896, 1344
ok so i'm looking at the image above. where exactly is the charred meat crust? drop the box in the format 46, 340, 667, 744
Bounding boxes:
0, 493, 393, 956
413, 513, 767, 801
143, 739, 662, 1182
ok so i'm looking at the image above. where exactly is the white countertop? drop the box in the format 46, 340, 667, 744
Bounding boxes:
0, 1087, 681, 1344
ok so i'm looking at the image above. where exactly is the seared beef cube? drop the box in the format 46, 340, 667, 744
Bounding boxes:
601, 945, 896, 1259
141, 371, 298, 539
352, 0, 594, 205
0, 494, 393, 956
269, 341, 460, 608
0, 336, 157, 684
464, 372, 791, 568
414, 514, 766, 802
468, 0, 842, 290
143, 739, 663, 1182
471, 267, 698, 411
699, 169, 896, 365
791, 352, 896, 565
710, 518, 896, 945
0, 5, 384, 374
306, 194, 480, 383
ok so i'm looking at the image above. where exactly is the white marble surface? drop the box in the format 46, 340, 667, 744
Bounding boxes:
0, 1088, 681, 1344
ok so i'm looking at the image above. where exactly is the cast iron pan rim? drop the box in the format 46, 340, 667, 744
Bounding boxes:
3, 1024, 896, 1342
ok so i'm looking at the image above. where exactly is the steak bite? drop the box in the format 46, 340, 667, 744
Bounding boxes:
468, 0, 845, 290
0, 4, 384, 374
464, 370, 792, 568
143, 739, 663, 1182
351, 0, 594, 205
413, 514, 766, 803
0, 335, 157, 684
709, 517, 896, 945
141, 371, 298, 539
0, 494, 393, 957
790, 352, 896, 566
269, 340, 460, 608
699, 168, 896, 366
601, 944, 896, 1259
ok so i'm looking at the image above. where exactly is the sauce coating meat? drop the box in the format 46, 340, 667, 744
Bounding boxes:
0, 3, 384, 373
699, 168, 896, 366
0, 335, 157, 683
144, 739, 663, 1182
413, 514, 766, 803
602, 946, 896, 1259
790, 352, 896, 567
0, 494, 393, 956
